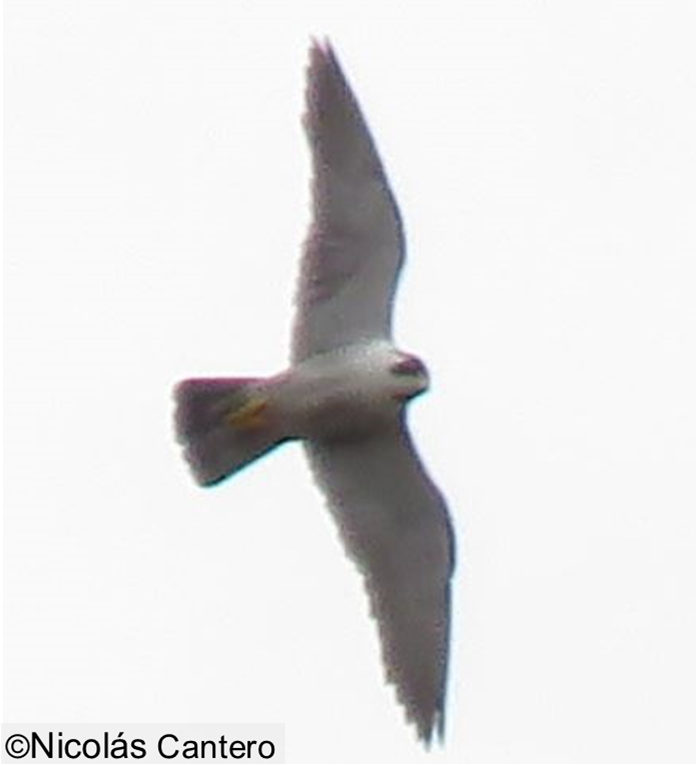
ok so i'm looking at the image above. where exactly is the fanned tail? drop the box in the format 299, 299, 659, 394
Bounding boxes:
174, 377, 287, 486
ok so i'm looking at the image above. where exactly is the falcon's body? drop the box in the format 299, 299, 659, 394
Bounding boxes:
273, 343, 428, 439
174, 41, 455, 745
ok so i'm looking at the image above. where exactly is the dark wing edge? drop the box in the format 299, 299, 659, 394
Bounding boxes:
305, 417, 456, 745
291, 39, 406, 362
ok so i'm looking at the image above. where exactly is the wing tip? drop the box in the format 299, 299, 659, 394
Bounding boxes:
402, 686, 448, 749
306, 36, 344, 92
308, 35, 334, 59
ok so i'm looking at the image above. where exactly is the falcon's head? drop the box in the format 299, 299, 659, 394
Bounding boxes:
390, 352, 430, 402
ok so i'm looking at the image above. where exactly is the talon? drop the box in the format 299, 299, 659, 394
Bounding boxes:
226, 395, 268, 429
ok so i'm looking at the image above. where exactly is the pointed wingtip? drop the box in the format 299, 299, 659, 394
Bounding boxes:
307, 35, 341, 75
412, 706, 446, 750
386, 669, 446, 749
309, 34, 332, 54
303, 36, 345, 137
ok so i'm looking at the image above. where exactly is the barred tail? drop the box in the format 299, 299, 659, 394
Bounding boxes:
174, 377, 287, 486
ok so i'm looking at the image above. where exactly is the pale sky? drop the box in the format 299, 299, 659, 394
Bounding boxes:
4, 2, 696, 763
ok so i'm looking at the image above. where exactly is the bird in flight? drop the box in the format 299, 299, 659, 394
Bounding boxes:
174, 39, 455, 745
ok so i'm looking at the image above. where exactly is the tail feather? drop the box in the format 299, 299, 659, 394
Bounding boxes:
174, 377, 287, 486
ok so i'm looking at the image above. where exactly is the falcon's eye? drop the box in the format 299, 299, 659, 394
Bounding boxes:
391, 356, 425, 376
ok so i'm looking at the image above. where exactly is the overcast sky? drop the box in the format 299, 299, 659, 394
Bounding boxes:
4, 2, 696, 763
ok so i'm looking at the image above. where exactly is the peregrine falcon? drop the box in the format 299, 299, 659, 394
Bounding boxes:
174, 40, 455, 745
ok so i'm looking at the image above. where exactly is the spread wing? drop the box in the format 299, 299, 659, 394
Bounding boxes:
305, 416, 455, 744
292, 40, 406, 362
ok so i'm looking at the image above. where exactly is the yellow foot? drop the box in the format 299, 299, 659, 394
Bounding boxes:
226, 394, 268, 430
